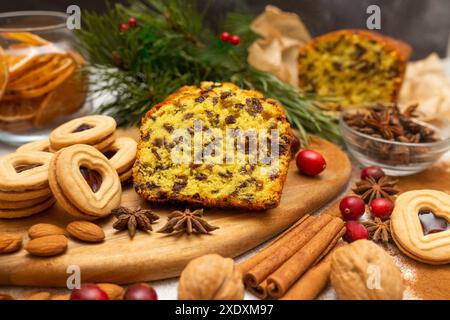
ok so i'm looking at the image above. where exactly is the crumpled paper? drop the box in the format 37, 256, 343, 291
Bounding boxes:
399, 53, 450, 120
248, 6, 311, 87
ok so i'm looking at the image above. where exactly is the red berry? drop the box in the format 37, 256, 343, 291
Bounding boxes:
360, 166, 385, 181
220, 32, 231, 42
343, 221, 369, 243
124, 283, 158, 300
70, 284, 109, 300
119, 23, 128, 32
230, 35, 240, 45
339, 195, 365, 220
370, 198, 394, 220
127, 17, 138, 27
296, 149, 326, 176
290, 135, 300, 157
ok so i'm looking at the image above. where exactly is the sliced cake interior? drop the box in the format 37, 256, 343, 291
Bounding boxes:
133, 82, 293, 210
298, 29, 411, 108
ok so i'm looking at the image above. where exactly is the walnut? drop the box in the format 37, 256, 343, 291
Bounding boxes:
330, 240, 404, 300
178, 254, 244, 300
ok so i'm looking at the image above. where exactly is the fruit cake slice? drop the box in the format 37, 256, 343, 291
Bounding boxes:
298, 29, 411, 108
133, 82, 293, 210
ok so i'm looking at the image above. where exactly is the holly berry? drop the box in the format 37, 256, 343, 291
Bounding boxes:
230, 35, 241, 45
339, 195, 365, 220
70, 284, 109, 300
290, 135, 300, 157
119, 23, 128, 32
124, 283, 158, 300
296, 149, 326, 176
343, 221, 369, 243
360, 166, 385, 181
370, 198, 394, 220
220, 31, 231, 43
127, 17, 138, 27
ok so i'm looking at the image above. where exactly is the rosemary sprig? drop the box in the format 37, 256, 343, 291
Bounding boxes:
77, 0, 341, 144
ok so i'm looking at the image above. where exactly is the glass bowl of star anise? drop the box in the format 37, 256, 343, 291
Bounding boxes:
340, 103, 450, 176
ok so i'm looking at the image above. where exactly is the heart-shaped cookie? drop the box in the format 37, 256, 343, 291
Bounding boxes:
391, 189, 450, 264
49, 144, 121, 220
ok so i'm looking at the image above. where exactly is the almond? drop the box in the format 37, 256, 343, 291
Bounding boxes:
25, 235, 68, 257
27, 292, 51, 300
0, 233, 22, 254
0, 293, 14, 300
28, 223, 65, 239
97, 283, 124, 300
66, 221, 105, 243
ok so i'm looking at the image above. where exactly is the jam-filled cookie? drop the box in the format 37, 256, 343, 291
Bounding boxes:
49, 115, 117, 152
391, 190, 450, 265
16, 139, 51, 153
102, 137, 137, 182
0, 151, 55, 218
49, 144, 121, 220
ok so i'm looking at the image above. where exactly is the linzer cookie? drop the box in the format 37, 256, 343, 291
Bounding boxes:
49, 115, 116, 152
49, 144, 121, 220
102, 137, 137, 182
391, 190, 450, 265
0, 151, 55, 218
16, 139, 51, 153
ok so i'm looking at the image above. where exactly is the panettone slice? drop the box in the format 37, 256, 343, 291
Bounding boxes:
133, 82, 293, 210
298, 29, 411, 108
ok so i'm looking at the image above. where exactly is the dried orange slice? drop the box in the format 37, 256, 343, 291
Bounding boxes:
5, 46, 38, 80
3, 60, 75, 100
1, 32, 50, 46
0, 97, 42, 122
8, 55, 72, 91
0, 47, 8, 101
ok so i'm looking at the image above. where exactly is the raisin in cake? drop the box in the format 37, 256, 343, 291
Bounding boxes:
133, 82, 293, 210
298, 29, 411, 108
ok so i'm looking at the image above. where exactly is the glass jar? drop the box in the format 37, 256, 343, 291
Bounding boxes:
0, 11, 89, 145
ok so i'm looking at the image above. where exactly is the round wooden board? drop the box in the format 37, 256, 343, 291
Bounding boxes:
0, 137, 351, 287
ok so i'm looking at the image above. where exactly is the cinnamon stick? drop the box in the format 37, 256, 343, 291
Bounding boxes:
237, 214, 313, 276
266, 216, 345, 298
244, 214, 332, 288
281, 243, 345, 300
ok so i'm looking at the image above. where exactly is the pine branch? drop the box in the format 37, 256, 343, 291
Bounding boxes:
77, 0, 342, 144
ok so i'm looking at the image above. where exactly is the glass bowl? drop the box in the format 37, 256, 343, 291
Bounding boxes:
339, 113, 450, 176
0, 11, 89, 146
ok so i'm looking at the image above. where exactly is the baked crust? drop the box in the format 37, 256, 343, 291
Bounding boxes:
298, 29, 411, 107
133, 82, 293, 210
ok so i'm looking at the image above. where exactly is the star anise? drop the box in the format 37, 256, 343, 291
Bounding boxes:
363, 217, 391, 243
112, 206, 160, 238
157, 209, 219, 235
352, 176, 399, 203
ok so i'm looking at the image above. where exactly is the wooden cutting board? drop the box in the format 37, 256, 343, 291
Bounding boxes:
0, 136, 351, 287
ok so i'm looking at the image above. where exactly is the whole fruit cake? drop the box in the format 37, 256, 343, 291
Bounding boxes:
298, 29, 411, 108
133, 82, 293, 210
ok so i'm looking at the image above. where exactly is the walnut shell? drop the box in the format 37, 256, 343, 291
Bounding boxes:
330, 240, 404, 300
178, 254, 244, 300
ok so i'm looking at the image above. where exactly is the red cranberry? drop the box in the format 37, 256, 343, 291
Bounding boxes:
343, 221, 369, 243
290, 135, 300, 157
127, 17, 138, 27
360, 166, 385, 181
370, 198, 394, 220
119, 23, 128, 32
339, 195, 365, 220
124, 283, 158, 300
230, 35, 240, 45
296, 149, 326, 176
220, 32, 231, 42
70, 284, 109, 300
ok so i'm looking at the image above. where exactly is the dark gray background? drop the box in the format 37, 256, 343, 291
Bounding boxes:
1, 0, 449, 59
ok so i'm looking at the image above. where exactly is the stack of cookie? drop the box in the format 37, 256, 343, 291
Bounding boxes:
0, 152, 56, 218
18, 115, 137, 182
